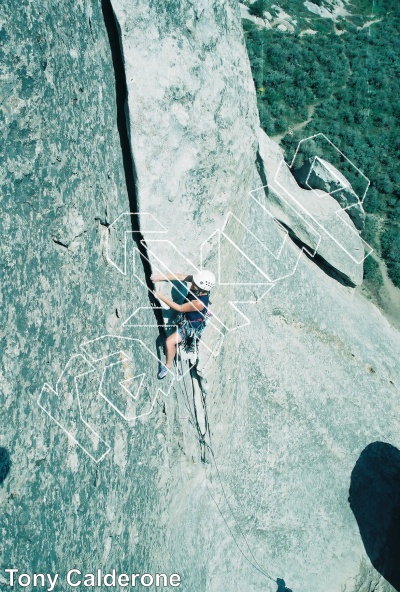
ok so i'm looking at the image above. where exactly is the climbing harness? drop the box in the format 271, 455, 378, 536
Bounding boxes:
172, 310, 212, 354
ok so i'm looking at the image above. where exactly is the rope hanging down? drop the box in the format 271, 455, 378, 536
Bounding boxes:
173, 356, 278, 587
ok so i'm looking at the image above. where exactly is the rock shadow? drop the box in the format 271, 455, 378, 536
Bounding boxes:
0, 448, 11, 485
349, 441, 400, 591
276, 577, 293, 592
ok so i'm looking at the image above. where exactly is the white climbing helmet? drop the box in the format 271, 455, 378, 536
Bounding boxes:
193, 270, 215, 291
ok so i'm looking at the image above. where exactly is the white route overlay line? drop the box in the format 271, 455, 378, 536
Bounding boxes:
274, 160, 369, 264
306, 156, 351, 197
120, 372, 146, 400
248, 186, 323, 260
38, 134, 373, 463
80, 335, 176, 388
37, 354, 111, 464
105, 212, 168, 276
291, 133, 370, 202
222, 212, 305, 285
142, 238, 272, 333
99, 363, 150, 422
122, 306, 223, 357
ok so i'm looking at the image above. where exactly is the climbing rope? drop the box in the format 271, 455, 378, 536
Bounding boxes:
176, 356, 201, 436
179, 355, 209, 460
204, 440, 276, 585
172, 354, 278, 587
206, 480, 276, 585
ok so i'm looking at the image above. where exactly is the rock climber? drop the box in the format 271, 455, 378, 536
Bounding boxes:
150, 270, 215, 379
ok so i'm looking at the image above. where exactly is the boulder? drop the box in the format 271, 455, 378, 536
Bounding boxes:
293, 156, 366, 231
257, 128, 366, 286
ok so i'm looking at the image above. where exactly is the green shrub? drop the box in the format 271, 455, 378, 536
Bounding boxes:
363, 256, 383, 288
243, 9, 400, 284
381, 224, 400, 287
248, 0, 268, 18
362, 215, 381, 252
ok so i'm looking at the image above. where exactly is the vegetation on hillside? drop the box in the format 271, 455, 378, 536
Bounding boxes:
243, 0, 400, 288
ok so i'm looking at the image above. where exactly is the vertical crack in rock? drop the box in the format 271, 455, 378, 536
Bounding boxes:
101, 0, 163, 328
190, 367, 211, 462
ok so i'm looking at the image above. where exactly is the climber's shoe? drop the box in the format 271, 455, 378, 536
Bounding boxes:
158, 365, 168, 380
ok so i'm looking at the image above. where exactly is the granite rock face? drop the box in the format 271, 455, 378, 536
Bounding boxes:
1, 2, 399, 592
110, 0, 259, 267
0, 0, 165, 582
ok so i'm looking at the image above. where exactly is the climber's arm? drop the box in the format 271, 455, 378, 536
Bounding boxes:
155, 291, 203, 313
150, 273, 193, 283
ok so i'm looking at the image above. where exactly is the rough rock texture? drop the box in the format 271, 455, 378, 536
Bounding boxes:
1, 2, 399, 592
0, 0, 164, 581
293, 156, 366, 231
111, 0, 259, 267
205, 235, 400, 592
258, 128, 366, 287
240, 3, 272, 29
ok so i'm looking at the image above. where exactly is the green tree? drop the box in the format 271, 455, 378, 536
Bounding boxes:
248, 0, 268, 18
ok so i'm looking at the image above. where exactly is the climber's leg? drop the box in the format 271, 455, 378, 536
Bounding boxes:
165, 330, 182, 368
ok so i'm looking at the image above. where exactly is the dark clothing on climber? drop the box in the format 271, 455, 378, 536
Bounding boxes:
185, 292, 209, 328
